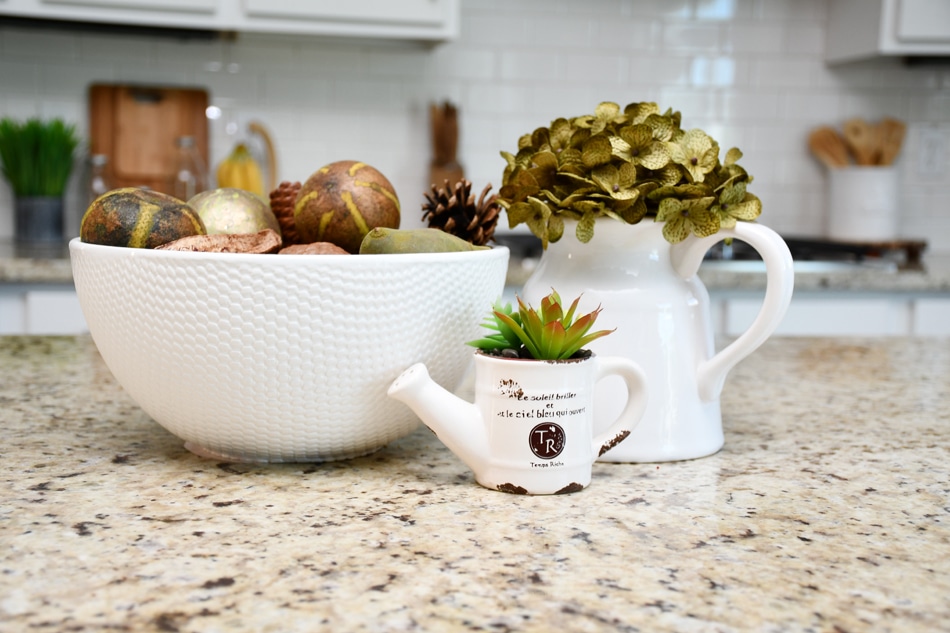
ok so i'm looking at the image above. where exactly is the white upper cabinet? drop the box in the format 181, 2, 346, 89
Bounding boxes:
0, 0, 459, 42
827, 0, 950, 63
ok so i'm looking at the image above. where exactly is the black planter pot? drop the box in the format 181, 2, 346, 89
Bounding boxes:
14, 196, 64, 244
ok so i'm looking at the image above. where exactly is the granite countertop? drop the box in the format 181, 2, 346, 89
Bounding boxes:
0, 239, 73, 284
2, 335, 948, 631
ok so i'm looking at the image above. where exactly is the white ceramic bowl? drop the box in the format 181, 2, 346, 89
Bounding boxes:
69, 238, 509, 462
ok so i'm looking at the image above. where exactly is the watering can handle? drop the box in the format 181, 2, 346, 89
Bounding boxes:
670, 223, 794, 402
591, 356, 649, 459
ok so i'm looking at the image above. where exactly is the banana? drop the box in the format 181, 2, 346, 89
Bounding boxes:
216, 143, 264, 197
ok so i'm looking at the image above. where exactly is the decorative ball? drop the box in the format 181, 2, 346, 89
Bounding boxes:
80, 187, 205, 248
188, 188, 280, 236
294, 160, 401, 253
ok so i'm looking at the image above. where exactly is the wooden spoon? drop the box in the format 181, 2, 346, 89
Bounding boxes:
877, 117, 906, 166
842, 118, 877, 166
808, 126, 851, 169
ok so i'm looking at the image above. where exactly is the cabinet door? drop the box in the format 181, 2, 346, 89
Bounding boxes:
26, 290, 88, 335
913, 298, 950, 336
41, 0, 215, 13
896, 0, 950, 41
0, 294, 26, 335
726, 296, 910, 337
243, 0, 449, 26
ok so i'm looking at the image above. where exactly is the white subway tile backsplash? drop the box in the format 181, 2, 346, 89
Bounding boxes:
114, 64, 191, 87
78, 33, 153, 63
658, 88, 719, 119
840, 92, 906, 120
195, 69, 261, 102
499, 50, 560, 82
689, 56, 737, 86
367, 49, 430, 78
2, 26, 79, 60
661, 23, 721, 53
782, 92, 842, 122
625, 0, 692, 19
696, 0, 746, 21
463, 82, 531, 115
0, 60, 40, 99
524, 16, 595, 49
562, 53, 626, 85
758, 0, 826, 22
294, 42, 372, 78
593, 17, 661, 51
0, 0, 948, 251
460, 15, 528, 47
782, 24, 825, 55
629, 56, 691, 86
42, 63, 115, 97
430, 48, 495, 81
752, 59, 815, 88
723, 22, 783, 54
721, 90, 780, 120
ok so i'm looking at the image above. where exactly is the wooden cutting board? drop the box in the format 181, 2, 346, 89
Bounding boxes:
89, 84, 209, 196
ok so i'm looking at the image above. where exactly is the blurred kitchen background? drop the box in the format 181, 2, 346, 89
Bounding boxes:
0, 0, 949, 249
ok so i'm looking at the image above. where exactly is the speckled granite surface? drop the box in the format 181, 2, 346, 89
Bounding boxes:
0, 239, 73, 283
2, 335, 949, 632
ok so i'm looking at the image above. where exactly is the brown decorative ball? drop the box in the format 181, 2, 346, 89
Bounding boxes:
80, 187, 206, 248
293, 161, 400, 253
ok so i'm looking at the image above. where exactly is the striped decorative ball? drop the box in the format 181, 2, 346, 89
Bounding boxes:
80, 188, 206, 248
293, 161, 401, 253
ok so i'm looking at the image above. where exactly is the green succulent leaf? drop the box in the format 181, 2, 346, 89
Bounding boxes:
466, 300, 523, 351
472, 290, 615, 360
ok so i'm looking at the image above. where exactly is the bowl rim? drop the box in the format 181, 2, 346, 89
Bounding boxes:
68, 236, 509, 265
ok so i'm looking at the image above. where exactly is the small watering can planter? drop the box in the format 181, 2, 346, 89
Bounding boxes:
520, 220, 794, 463
388, 290, 649, 495
388, 351, 647, 495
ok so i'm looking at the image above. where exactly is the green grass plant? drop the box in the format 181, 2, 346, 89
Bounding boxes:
0, 117, 79, 197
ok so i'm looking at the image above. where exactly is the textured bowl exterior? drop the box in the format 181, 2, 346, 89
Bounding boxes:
69, 239, 509, 462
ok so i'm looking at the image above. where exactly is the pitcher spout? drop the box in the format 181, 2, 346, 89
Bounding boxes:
387, 363, 487, 473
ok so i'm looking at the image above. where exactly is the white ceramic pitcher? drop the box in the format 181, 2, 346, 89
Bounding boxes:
520, 220, 794, 463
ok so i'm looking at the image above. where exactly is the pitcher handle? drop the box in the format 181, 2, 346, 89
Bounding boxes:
670, 222, 794, 401
591, 356, 648, 458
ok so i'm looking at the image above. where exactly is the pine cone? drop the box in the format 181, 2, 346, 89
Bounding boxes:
422, 179, 500, 247
269, 181, 301, 246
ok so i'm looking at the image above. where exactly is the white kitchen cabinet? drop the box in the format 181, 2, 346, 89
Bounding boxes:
0, 0, 460, 41
43, 0, 215, 13
725, 294, 910, 337
0, 285, 88, 335
912, 298, 950, 335
827, 0, 950, 63
712, 291, 950, 338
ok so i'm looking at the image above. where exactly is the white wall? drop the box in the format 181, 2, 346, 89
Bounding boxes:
1, 0, 949, 249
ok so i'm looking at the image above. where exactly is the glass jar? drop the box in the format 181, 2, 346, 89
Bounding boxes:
171, 136, 208, 201
87, 154, 111, 205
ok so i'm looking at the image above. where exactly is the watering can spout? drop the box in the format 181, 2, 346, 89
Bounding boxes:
387, 363, 487, 473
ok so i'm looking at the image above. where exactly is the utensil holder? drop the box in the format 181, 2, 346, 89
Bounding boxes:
827, 166, 899, 242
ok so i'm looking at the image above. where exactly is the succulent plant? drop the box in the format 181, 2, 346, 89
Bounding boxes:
468, 290, 614, 361
497, 101, 762, 247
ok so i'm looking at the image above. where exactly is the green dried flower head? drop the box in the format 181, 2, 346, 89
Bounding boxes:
497, 101, 761, 246
467, 290, 615, 361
